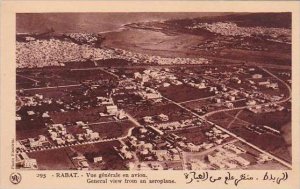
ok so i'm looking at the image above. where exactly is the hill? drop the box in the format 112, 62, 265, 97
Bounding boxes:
166, 13, 291, 29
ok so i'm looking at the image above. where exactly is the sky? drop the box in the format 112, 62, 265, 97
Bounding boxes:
16, 12, 231, 33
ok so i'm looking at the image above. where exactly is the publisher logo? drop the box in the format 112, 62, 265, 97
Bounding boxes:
10, 173, 22, 184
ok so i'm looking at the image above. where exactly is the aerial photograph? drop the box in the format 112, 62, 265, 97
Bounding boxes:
15, 12, 291, 170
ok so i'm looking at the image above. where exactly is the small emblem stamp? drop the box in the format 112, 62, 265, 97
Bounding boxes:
10, 172, 22, 184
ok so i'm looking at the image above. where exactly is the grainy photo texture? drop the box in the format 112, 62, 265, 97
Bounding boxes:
15, 12, 292, 171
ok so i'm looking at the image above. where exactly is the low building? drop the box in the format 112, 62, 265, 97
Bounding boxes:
246, 100, 256, 106
143, 116, 154, 124
93, 156, 103, 163
258, 81, 271, 86
16, 152, 38, 169
252, 74, 262, 79
157, 114, 169, 122
106, 105, 118, 115
235, 156, 250, 166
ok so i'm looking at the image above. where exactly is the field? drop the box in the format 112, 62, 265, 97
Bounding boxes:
232, 125, 290, 162
70, 141, 128, 170
207, 109, 292, 163
182, 98, 212, 108
207, 111, 236, 127
27, 141, 128, 170
16, 119, 49, 140
237, 109, 291, 130
126, 103, 194, 122
158, 84, 214, 103
50, 107, 106, 124
216, 48, 291, 66
16, 67, 116, 90
170, 127, 210, 145
20, 86, 79, 100
63, 69, 117, 81
268, 68, 291, 82
88, 120, 135, 139
17, 68, 78, 89
28, 148, 76, 170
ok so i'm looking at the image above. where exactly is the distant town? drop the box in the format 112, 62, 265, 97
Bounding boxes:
16, 12, 291, 170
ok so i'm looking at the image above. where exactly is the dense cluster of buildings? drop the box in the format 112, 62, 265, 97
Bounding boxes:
65, 33, 101, 44
120, 126, 183, 165
188, 22, 291, 43
16, 39, 117, 68
16, 34, 210, 69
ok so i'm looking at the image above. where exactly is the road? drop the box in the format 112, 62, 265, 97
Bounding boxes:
226, 110, 243, 129
56, 60, 291, 71
126, 112, 142, 127
71, 67, 119, 79
223, 112, 251, 125
178, 95, 216, 104
18, 84, 81, 91
87, 120, 123, 126
17, 74, 40, 83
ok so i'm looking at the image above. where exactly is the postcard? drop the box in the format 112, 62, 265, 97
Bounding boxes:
1, 1, 300, 189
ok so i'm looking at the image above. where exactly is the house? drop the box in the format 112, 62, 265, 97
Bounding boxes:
16, 115, 22, 121
235, 156, 250, 166
76, 121, 86, 126
246, 100, 256, 106
207, 154, 226, 169
38, 135, 46, 142
150, 163, 164, 170
139, 128, 148, 134
117, 110, 127, 120
16, 152, 38, 169
258, 81, 270, 86
87, 132, 100, 140
106, 105, 118, 115
123, 151, 133, 159
202, 143, 214, 150
157, 114, 169, 122
186, 143, 200, 152
154, 150, 170, 161
162, 82, 170, 87
42, 112, 50, 118
28, 138, 41, 148
144, 93, 161, 100
214, 98, 221, 103
56, 138, 65, 145
252, 74, 262, 79
224, 102, 234, 108
143, 116, 154, 124
93, 156, 103, 163
228, 96, 235, 101
97, 97, 114, 105
80, 160, 89, 168
134, 72, 141, 79
27, 111, 35, 116
257, 154, 272, 163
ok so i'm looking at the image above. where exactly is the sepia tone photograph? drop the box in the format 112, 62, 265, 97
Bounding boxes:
15, 12, 292, 171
